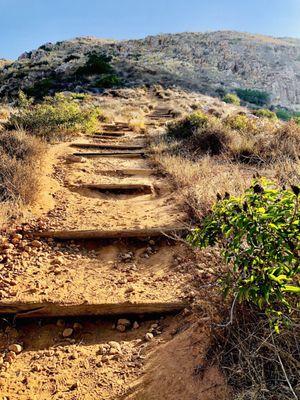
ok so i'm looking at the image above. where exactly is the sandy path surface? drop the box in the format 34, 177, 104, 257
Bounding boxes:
0, 107, 227, 400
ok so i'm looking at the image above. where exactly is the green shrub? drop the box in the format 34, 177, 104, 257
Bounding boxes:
188, 179, 300, 331
236, 88, 270, 106
25, 77, 57, 98
224, 114, 258, 133
293, 116, 300, 125
223, 93, 240, 105
275, 107, 300, 122
94, 74, 121, 88
253, 108, 277, 121
6, 92, 104, 140
167, 111, 209, 139
76, 52, 113, 76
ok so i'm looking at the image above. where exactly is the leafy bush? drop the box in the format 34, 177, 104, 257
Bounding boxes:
25, 77, 58, 98
6, 92, 104, 140
76, 52, 113, 76
188, 179, 300, 330
224, 113, 259, 134
275, 108, 300, 122
223, 93, 240, 105
293, 116, 300, 125
253, 108, 277, 121
94, 74, 121, 88
275, 108, 293, 121
236, 88, 270, 106
167, 111, 209, 139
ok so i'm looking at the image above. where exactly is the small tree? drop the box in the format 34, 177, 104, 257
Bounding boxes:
188, 179, 300, 331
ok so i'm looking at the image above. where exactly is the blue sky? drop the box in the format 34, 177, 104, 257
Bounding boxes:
1, 0, 300, 59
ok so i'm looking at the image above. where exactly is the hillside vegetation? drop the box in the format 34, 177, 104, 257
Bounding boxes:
1, 31, 300, 110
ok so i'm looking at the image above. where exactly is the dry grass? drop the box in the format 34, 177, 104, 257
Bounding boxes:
209, 304, 300, 400
0, 106, 10, 121
165, 110, 300, 165
0, 130, 46, 226
153, 150, 251, 218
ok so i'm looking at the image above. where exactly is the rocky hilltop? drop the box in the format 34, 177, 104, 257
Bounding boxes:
1, 31, 300, 109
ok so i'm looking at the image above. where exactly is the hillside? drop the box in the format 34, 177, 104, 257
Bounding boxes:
0, 59, 11, 68
1, 31, 300, 109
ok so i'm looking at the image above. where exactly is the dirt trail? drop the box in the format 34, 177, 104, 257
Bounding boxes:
0, 106, 228, 399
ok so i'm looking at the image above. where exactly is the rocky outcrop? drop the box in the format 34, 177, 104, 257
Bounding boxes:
1, 31, 300, 109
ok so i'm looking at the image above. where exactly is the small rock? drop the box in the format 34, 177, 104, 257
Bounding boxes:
109, 348, 119, 355
145, 332, 154, 341
125, 286, 134, 294
116, 324, 126, 332
6, 352, 16, 363
30, 240, 42, 248
117, 318, 131, 327
108, 341, 121, 352
62, 328, 73, 338
69, 382, 79, 391
8, 344, 22, 354
66, 155, 85, 164
132, 321, 140, 329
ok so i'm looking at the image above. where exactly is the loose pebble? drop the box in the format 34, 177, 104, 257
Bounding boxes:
8, 344, 22, 354
145, 332, 154, 341
62, 328, 73, 338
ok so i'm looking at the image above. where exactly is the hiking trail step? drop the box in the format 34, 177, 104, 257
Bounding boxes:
71, 143, 145, 150
79, 183, 153, 194
34, 226, 187, 240
100, 168, 154, 176
94, 131, 126, 137
73, 152, 147, 158
0, 300, 188, 318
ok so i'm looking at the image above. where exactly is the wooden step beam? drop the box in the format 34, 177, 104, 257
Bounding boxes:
0, 300, 188, 318
35, 226, 187, 240
94, 132, 126, 137
71, 143, 145, 150
101, 168, 154, 176
73, 152, 147, 159
81, 183, 153, 194
89, 135, 121, 140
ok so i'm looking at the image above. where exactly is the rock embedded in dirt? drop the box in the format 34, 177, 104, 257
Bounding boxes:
30, 240, 43, 248
133, 321, 140, 329
125, 286, 134, 294
62, 328, 73, 338
116, 324, 126, 332
8, 344, 22, 354
65, 155, 86, 164
108, 341, 121, 353
117, 318, 131, 327
6, 352, 17, 363
145, 332, 154, 341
